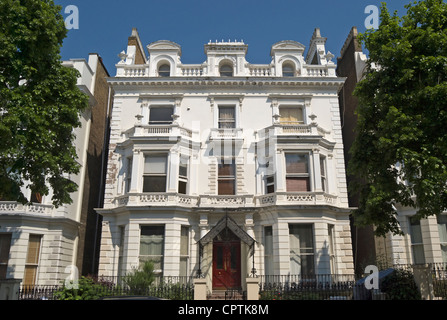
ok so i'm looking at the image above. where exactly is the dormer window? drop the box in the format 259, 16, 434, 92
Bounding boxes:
282, 62, 295, 77
158, 64, 171, 77
220, 64, 233, 77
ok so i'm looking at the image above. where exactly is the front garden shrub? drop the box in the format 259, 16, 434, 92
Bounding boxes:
381, 269, 421, 300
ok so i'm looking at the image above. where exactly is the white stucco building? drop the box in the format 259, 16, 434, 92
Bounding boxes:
97, 28, 355, 293
0, 54, 111, 287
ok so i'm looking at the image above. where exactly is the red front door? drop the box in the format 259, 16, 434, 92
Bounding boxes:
212, 241, 241, 289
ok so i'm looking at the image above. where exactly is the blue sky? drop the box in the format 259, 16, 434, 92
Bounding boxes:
54, 0, 410, 74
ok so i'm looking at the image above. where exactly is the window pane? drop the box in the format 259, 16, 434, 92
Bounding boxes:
220, 65, 233, 77
0, 234, 11, 280
0, 234, 11, 264
264, 226, 273, 275
286, 177, 310, 192
218, 162, 235, 176
410, 218, 425, 264
179, 162, 188, 178
23, 267, 38, 287
144, 156, 167, 174
289, 224, 314, 276
180, 257, 188, 277
438, 215, 447, 243
410, 218, 423, 244
143, 176, 166, 192
178, 180, 187, 194
216, 246, 223, 269
442, 244, 447, 263
149, 108, 173, 124
286, 154, 308, 173
180, 227, 189, 256
412, 245, 425, 264
26, 235, 41, 264
218, 107, 235, 128
280, 107, 303, 124
158, 64, 170, 77
140, 226, 164, 270
282, 64, 295, 77
230, 246, 237, 270
218, 180, 235, 195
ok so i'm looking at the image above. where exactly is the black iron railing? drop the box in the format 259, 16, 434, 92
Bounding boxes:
18, 275, 195, 300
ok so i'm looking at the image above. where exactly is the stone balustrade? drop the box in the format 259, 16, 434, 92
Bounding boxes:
0, 201, 61, 217
115, 63, 336, 78
112, 192, 338, 208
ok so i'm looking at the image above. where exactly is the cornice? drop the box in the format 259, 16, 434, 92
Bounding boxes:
107, 77, 346, 90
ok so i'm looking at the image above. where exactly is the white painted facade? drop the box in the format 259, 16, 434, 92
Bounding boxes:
0, 55, 102, 286
98, 28, 355, 292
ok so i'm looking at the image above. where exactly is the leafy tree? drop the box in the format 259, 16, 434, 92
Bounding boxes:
350, 0, 447, 236
0, 0, 89, 206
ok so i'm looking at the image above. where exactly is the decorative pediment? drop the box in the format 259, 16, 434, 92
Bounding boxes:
271, 40, 305, 56
198, 215, 255, 247
147, 40, 182, 55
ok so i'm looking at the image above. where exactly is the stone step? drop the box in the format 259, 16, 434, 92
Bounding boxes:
207, 290, 245, 300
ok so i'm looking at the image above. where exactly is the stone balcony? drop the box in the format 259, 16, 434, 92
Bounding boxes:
112, 192, 338, 209
209, 128, 244, 141
0, 201, 64, 218
121, 124, 195, 142
256, 123, 329, 140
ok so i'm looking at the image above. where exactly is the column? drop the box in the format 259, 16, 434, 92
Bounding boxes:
167, 150, 179, 192
129, 149, 142, 193
312, 148, 322, 192
274, 149, 285, 192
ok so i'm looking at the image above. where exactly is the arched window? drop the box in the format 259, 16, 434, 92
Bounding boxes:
220, 64, 233, 77
158, 64, 170, 77
282, 62, 295, 77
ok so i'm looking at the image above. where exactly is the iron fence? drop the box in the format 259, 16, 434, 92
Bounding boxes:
258, 274, 365, 300
18, 275, 194, 300
258, 263, 447, 300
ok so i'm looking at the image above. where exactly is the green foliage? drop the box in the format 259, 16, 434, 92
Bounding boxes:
54, 276, 112, 300
381, 269, 421, 300
122, 260, 156, 295
350, 0, 447, 236
0, 0, 89, 206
